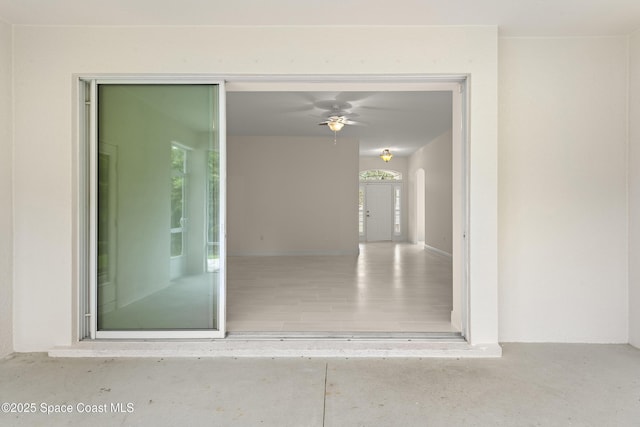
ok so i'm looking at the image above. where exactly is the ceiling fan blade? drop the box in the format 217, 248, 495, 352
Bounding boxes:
297, 92, 319, 104
359, 105, 402, 112
280, 104, 315, 114
346, 120, 368, 126
315, 100, 352, 112
336, 92, 373, 103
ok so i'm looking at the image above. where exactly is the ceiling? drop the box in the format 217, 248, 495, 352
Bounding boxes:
0, 0, 639, 37
227, 91, 452, 157
3, 1, 637, 156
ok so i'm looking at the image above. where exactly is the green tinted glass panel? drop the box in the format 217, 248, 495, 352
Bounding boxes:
170, 232, 183, 257
171, 173, 184, 229
97, 153, 111, 284
171, 145, 185, 173
97, 84, 221, 331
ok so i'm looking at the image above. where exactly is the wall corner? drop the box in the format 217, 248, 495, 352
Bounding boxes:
0, 19, 14, 357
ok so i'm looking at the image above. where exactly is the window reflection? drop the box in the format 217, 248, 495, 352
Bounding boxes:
97, 84, 221, 331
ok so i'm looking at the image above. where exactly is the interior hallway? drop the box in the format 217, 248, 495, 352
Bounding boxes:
1, 344, 639, 426
227, 242, 455, 333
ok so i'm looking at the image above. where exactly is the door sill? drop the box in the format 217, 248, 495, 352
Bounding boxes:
49, 334, 500, 358
225, 331, 464, 341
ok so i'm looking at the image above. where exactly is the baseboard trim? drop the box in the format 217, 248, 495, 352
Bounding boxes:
424, 244, 452, 259
49, 340, 502, 358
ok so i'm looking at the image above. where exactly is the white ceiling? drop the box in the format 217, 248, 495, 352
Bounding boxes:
227, 91, 452, 156
3, 1, 637, 156
0, 0, 639, 36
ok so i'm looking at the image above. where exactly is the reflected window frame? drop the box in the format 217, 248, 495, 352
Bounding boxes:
170, 142, 189, 258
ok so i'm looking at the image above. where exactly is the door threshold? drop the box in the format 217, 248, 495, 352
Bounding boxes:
225, 331, 464, 341
49, 333, 501, 358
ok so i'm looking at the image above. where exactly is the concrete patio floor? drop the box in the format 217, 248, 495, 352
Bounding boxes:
0, 344, 639, 426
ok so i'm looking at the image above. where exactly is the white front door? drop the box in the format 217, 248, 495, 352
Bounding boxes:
366, 184, 393, 241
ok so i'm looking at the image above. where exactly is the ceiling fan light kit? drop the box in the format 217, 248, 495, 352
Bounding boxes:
319, 115, 355, 131
318, 115, 358, 144
327, 120, 345, 132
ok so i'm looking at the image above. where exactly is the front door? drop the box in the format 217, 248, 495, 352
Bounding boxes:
365, 184, 393, 241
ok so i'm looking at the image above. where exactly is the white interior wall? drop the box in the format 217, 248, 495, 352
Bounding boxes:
407, 130, 453, 255
499, 37, 629, 343
228, 135, 359, 255
11, 25, 498, 351
629, 30, 640, 349
0, 19, 12, 357
359, 156, 408, 241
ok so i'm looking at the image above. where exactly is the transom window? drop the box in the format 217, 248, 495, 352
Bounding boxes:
359, 169, 402, 181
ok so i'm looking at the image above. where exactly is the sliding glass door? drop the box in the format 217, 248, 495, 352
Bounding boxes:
87, 81, 226, 338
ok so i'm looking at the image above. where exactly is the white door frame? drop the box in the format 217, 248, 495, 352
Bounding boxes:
76, 73, 469, 342
225, 74, 469, 340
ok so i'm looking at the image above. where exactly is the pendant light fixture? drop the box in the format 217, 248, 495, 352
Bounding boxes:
380, 149, 393, 162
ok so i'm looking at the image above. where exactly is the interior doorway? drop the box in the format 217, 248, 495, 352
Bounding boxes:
225, 82, 462, 336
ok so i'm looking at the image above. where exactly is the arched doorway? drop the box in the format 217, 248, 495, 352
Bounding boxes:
415, 168, 425, 244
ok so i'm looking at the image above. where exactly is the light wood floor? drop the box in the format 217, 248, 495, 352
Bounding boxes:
227, 242, 456, 333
